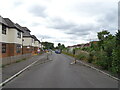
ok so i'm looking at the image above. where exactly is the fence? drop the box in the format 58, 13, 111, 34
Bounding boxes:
2, 53, 32, 66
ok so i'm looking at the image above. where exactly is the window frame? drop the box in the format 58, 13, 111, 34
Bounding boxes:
17, 30, 21, 38
2, 24, 7, 35
2, 44, 6, 53
16, 44, 21, 53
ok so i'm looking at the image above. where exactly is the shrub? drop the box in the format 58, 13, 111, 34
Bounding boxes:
111, 48, 120, 74
88, 52, 94, 63
95, 50, 109, 70
76, 51, 89, 61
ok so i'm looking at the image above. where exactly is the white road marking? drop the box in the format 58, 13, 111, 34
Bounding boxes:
77, 60, 120, 81
0, 59, 39, 87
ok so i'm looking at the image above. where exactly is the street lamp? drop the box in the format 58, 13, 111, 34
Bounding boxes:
41, 37, 44, 51
22, 39, 24, 54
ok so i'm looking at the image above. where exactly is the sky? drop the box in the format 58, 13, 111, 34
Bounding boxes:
0, 0, 119, 47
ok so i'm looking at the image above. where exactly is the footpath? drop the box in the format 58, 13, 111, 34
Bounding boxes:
2, 53, 48, 82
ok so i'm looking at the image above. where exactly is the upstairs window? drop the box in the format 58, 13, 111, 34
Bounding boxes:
17, 30, 21, 38
2, 44, 6, 53
2, 24, 7, 35
32, 39, 34, 43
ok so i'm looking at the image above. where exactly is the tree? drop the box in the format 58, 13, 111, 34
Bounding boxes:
58, 43, 61, 47
61, 44, 65, 49
57, 43, 65, 50
116, 30, 120, 46
111, 30, 120, 74
97, 30, 110, 41
42, 42, 54, 49
97, 30, 110, 50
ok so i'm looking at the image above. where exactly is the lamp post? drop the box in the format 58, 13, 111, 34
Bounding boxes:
22, 39, 24, 54
41, 37, 44, 52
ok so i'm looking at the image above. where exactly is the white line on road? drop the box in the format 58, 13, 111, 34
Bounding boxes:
77, 60, 120, 81
0, 59, 39, 87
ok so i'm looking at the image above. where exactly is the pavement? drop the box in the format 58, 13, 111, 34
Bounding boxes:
2, 52, 119, 88
2, 53, 48, 82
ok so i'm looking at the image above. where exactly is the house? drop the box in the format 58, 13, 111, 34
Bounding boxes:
0, 16, 42, 65
22, 27, 33, 54
31, 35, 41, 54
0, 16, 8, 58
22, 27, 41, 55
14, 24, 41, 55
67, 45, 76, 53
0, 16, 24, 59
83, 43, 91, 48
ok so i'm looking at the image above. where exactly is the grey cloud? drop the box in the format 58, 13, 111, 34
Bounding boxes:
29, 5, 47, 17
54, 39, 77, 44
48, 17, 76, 30
73, 2, 116, 17
36, 34, 54, 39
45, 2, 117, 45
61, 23, 96, 37
96, 8, 118, 32
97, 9, 117, 25
71, 2, 117, 33
47, 17, 97, 37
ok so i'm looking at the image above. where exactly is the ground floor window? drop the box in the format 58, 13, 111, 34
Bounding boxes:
2, 44, 6, 53
16, 44, 21, 53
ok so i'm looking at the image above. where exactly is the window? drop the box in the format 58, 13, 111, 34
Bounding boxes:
17, 30, 21, 38
32, 39, 34, 43
2, 44, 6, 53
16, 44, 21, 53
2, 24, 7, 34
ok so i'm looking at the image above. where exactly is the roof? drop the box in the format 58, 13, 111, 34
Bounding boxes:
3, 18, 23, 32
22, 27, 31, 32
22, 27, 31, 37
15, 23, 24, 32
31, 35, 40, 43
0, 16, 8, 26
4, 18, 16, 28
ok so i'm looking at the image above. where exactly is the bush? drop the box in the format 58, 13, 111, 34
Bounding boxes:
95, 50, 109, 70
76, 51, 89, 61
111, 48, 120, 74
88, 52, 94, 63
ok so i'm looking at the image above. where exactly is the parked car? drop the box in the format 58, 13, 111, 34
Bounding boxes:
55, 49, 61, 54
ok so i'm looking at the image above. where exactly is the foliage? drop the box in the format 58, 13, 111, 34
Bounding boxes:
95, 50, 109, 70
111, 48, 120, 73
88, 52, 94, 63
42, 42, 54, 49
56, 43, 66, 50
64, 30, 120, 75
76, 52, 89, 61
111, 30, 120, 74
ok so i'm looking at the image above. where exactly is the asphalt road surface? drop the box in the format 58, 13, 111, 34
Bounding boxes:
3, 52, 118, 88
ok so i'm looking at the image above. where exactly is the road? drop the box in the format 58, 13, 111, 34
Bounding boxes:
3, 52, 118, 88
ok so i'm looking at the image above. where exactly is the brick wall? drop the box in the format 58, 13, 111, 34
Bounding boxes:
2, 43, 9, 58
23, 46, 34, 54
34, 47, 38, 54
2, 43, 22, 58
31, 46, 34, 55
